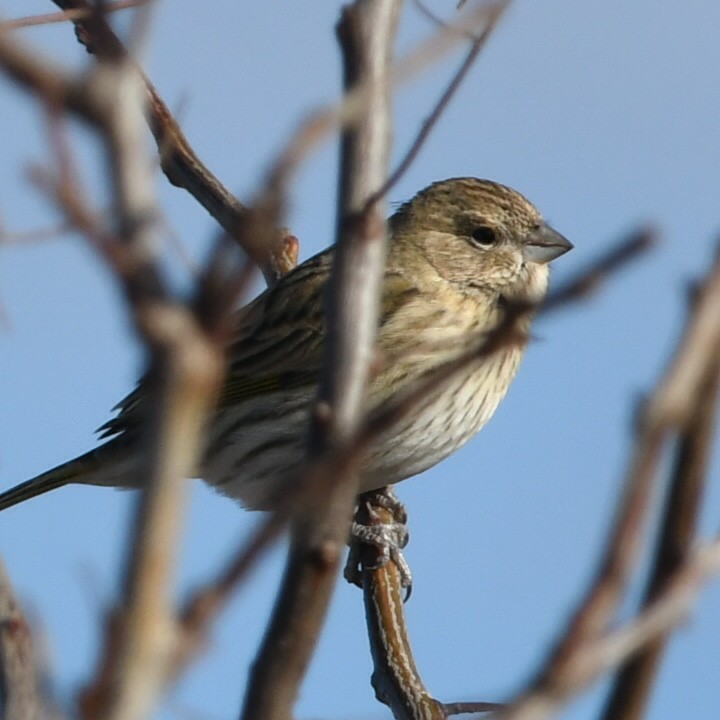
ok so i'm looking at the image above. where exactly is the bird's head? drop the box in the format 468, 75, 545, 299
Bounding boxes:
389, 177, 572, 302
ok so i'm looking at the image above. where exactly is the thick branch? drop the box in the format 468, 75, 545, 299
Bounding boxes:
0, 558, 54, 720
240, 3, 401, 719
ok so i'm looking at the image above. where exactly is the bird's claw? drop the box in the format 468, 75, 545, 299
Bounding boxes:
344, 488, 413, 599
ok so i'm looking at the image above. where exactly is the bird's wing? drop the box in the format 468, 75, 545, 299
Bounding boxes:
97, 249, 332, 440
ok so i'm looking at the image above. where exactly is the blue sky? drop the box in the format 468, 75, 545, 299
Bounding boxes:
1, 2, 719, 719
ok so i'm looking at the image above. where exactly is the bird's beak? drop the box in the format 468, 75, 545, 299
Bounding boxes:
523, 224, 573, 264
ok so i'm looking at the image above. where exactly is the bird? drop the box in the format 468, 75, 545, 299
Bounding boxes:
0, 178, 572, 513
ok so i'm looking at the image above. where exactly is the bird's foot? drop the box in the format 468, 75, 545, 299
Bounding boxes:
344, 487, 412, 598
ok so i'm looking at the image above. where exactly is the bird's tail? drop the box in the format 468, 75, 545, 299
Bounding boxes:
0, 449, 107, 512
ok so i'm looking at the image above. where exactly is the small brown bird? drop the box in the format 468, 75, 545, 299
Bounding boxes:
0, 178, 571, 512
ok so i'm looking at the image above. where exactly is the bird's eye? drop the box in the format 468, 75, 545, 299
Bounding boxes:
470, 226, 497, 247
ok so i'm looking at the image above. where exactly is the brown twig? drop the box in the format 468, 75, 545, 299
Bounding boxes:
359, 499, 447, 720
599, 292, 720, 719
0, 558, 56, 720
0, 0, 147, 31
47, 0, 294, 283
370, 0, 510, 206
493, 244, 720, 720
239, 3, 400, 719
357, 499, 507, 719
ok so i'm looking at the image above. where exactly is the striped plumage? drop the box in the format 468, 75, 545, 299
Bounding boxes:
0, 178, 572, 512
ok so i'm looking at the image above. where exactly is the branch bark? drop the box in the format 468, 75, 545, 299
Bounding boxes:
0, 558, 55, 720
495, 245, 720, 720
240, 3, 401, 719
599, 295, 720, 719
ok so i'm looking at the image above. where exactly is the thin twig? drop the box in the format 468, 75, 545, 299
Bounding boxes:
496, 535, 720, 720
47, 0, 290, 282
542, 229, 655, 311
581, 537, 720, 678
599, 293, 720, 719
494, 244, 720, 720
370, 0, 510, 206
259, 2, 503, 216
47, 0, 504, 288
0, 0, 147, 31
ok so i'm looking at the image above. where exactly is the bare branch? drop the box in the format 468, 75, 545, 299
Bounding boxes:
239, 3, 401, 719
371, 0, 510, 204
0, 0, 147, 32
0, 558, 55, 720
0, 15, 236, 719
260, 2, 504, 211
494, 243, 720, 720
599, 294, 720, 719
356, 499, 507, 720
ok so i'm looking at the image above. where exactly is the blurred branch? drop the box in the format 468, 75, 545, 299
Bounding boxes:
599, 293, 720, 719
581, 536, 720, 676
0, 28, 108, 124
94, 55, 222, 720
371, 0, 510, 204
240, 3, 401, 719
494, 243, 720, 720
45, 0, 504, 286
0, 219, 77, 244
0, 14, 245, 720
542, 229, 654, 311
0, 0, 147, 31
491, 533, 720, 720
261, 1, 504, 212
0, 558, 57, 720
46, 0, 293, 284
